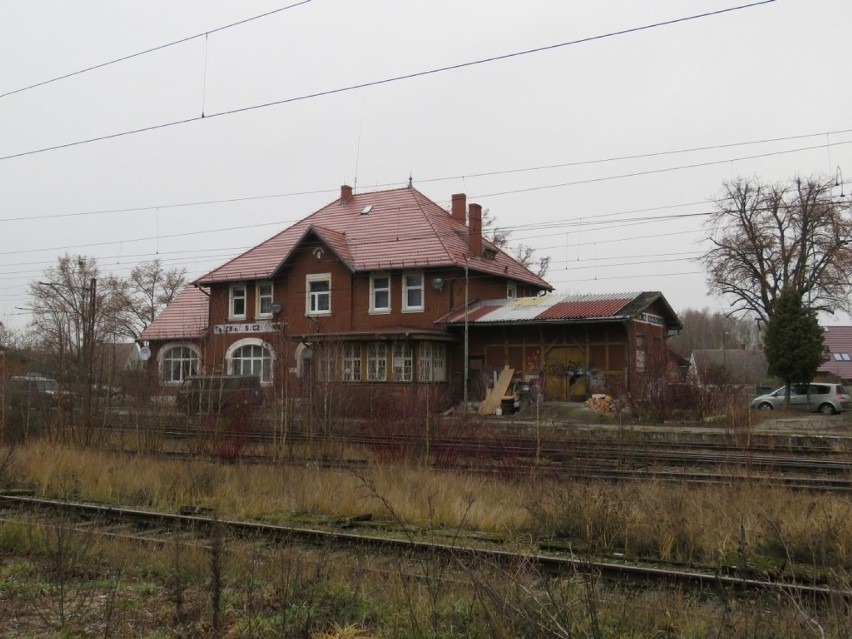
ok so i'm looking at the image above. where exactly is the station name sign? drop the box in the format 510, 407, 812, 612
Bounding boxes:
214, 322, 281, 335
636, 313, 665, 326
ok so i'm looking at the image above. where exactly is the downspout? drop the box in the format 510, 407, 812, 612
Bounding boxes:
624, 319, 631, 398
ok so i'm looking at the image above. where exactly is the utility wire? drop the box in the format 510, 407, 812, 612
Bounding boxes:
0, 1, 314, 100
475, 140, 852, 199
4, 125, 847, 224
0, 206, 717, 259
420, 128, 852, 185
0, 0, 776, 163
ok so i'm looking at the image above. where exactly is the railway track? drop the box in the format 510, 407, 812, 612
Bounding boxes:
1, 494, 846, 602
93, 420, 852, 491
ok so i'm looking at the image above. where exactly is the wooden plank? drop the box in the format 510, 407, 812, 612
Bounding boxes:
478, 365, 515, 415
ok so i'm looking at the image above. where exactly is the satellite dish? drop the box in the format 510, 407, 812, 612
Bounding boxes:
139, 346, 151, 361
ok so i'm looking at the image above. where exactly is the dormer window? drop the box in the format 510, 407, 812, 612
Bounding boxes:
306, 273, 331, 316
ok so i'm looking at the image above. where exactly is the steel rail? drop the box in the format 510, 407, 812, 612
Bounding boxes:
1, 494, 847, 602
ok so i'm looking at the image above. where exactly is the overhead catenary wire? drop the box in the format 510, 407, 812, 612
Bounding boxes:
0, 0, 777, 163
0, 207, 715, 259
0, 0, 315, 100
3, 127, 848, 225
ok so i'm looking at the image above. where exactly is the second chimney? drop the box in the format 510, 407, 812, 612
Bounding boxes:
468, 203, 482, 257
451, 193, 466, 223
340, 184, 353, 202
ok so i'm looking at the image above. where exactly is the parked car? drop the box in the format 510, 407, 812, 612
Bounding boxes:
6, 374, 74, 411
750, 383, 851, 415
177, 375, 263, 414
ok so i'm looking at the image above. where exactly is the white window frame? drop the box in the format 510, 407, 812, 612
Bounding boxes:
418, 342, 433, 382
402, 272, 424, 312
306, 273, 331, 316
314, 345, 337, 382
367, 342, 387, 382
370, 273, 391, 314
226, 338, 273, 385
343, 343, 362, 382
432, 343, 446, 382
507, 282, 517, 299
229, 283, 247, 320
158, 342, 201, 385
418, 342, 446, 382
392, 342, 413, 382
256, 281, 274, 318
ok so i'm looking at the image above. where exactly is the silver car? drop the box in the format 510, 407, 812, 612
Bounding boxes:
750, 383, 851, 415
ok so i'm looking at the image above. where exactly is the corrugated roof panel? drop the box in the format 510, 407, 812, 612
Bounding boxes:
538, 297, 632, 320
438, 292, 651, 325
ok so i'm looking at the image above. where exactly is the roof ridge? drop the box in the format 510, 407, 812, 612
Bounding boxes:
411, 189, 458, 264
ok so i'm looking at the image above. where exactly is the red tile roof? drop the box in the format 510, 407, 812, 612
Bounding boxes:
139, 286, 209, 342
819, 326, 852, 380
195, 186, 551, 290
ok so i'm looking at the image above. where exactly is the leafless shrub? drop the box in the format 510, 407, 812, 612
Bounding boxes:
208, 511, 225, 637
26, 510, 102, 632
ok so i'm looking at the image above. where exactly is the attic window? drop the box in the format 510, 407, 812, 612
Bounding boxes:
361, 205, 373, 215
833, 352, 851, 361
483, 248, 497, 260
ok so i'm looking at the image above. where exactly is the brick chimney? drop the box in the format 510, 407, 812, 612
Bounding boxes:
340, 184, 353, 202
451, 193, 466, 223
468, 203, 482, 257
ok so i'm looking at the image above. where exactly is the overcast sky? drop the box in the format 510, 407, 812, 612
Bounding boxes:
1, 0, 851, 335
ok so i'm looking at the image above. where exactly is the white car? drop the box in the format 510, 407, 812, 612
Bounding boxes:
750, 383, 850, 415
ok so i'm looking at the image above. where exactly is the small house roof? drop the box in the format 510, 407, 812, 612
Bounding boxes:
691, 349, 769, 386
139, 286, 209, 342
436, 291, 681, 329
818, 325, 852, 380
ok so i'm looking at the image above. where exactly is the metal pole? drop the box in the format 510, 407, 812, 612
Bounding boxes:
85, 277, 96, 438
463, 257, 469, 413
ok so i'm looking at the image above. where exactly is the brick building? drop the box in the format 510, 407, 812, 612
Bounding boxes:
140, 184, 681, 406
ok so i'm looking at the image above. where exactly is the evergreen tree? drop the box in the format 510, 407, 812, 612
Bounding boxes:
763, 287, 825, 408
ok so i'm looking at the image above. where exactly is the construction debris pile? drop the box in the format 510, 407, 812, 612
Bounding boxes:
584, 394, 616, 413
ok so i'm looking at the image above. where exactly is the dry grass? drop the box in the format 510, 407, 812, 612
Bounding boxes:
1, 440, 850, 637
6, 442, 851, 574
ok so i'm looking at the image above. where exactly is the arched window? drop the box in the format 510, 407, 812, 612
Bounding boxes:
227, 339, 273, 384
159, 344, 200, 384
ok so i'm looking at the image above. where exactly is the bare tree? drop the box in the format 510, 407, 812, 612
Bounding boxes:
668, 308, 759, 354
0, 321, 11, 349
702, 176, 852, 321
28, 256, 125, 374
483, 209, 551, 278
110, 259, 186, 340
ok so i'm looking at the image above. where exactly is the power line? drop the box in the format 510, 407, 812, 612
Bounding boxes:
549, 269, 706, 284
0, 0, 777, 163
420, 128, 852, 185
5, 126, 847, 225
474, 140, 852, 199
0, 1, 314, 100
0, 205, 713, 260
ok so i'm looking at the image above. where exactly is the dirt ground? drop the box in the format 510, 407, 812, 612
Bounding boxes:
526, 401, 852, 439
